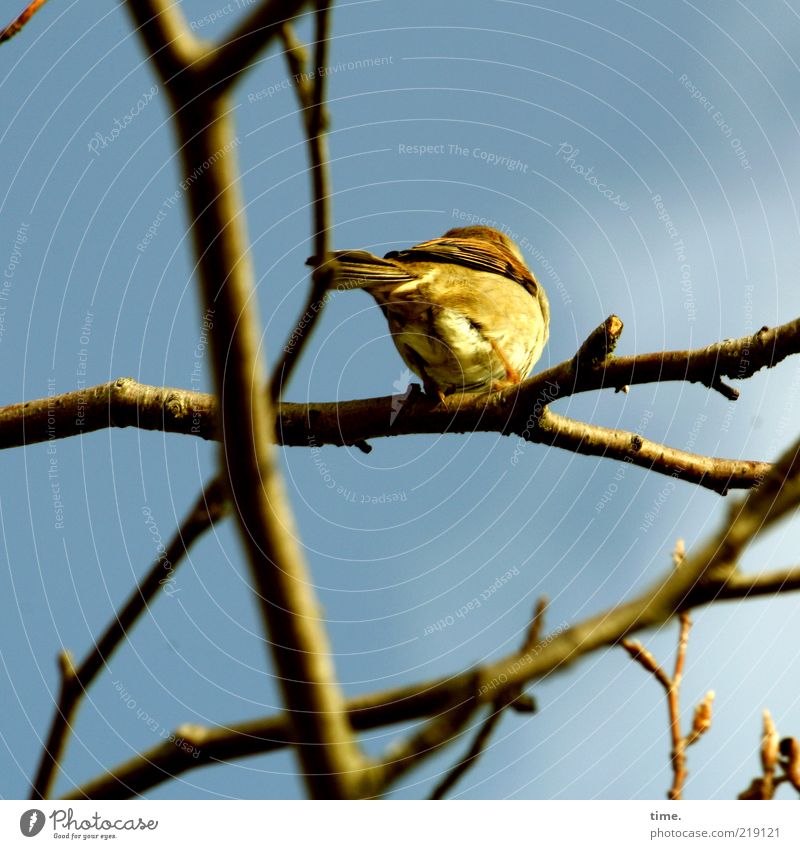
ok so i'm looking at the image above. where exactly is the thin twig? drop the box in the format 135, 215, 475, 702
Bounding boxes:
202, 0, 311, 93
622, 540, 713, 800
620, 641, 671, 691
429, 599, 546, 799
30, 481, 228, 799
270, 4, 334, 400
428, 698, 510, 800
369, 680, 481, 795
0, 0, 50, 44
573, 314, 624, 368
667, 612, 694, 800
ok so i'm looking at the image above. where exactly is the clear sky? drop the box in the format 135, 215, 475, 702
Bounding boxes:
2, 0, 800, 800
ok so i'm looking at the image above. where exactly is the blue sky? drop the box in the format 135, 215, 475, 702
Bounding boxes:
2, 0, 800, 800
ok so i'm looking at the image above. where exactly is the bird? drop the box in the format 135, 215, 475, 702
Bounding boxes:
310, 225, 550, 402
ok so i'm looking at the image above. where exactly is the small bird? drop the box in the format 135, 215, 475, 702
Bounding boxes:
311, 225, 550, 401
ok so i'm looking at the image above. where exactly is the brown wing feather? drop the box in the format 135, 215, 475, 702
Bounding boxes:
385, 237, 533, 289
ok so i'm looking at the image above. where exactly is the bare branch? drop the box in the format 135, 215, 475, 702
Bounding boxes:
428, 699, 510, 800
123, 0, 368, 799
202, 0, 310, 93
369, 687, 480, 795
740, 710, 783, 799
0, 378, 771, 492
621, 541, 711, 801
125, 0, 204, 83
573, 314, 624, 368
0, 0, 49, 43
6, 316, 798, 454
0, 378, 216, 449
537, 408, 766, 495
171, 87, 365, 795
66, 541, 800, 800
62, 673, 480, 799
584, 318, 800, 400
780, 737, 800, 793
620, 640, 671, 690
279, 24, 312, 108
271, 3, 335, 400
711, 567, 800, 600
429, 600, 547, 800
31, 481, 227, 799
7, 311, 799, 492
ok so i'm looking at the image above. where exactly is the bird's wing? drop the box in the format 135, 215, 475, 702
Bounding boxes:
307, 250, 418, 287
385, 237, 533, 288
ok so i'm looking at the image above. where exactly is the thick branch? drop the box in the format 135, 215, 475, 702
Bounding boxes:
6, 317, 797, 454
174, 92, 365, 797
0, 378, 772, 492
126, 0, 204, 83
6, 315, 796, 487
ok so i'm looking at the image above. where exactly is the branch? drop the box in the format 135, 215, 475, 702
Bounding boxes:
5, 314, 798, 491
31, 481, 227, 799
66, 544, 800, 800
780, 737, 800, 794
0, 378, 217, 448
368, 682, 481, 796
126, 0, 367, 798
125, 0, 204, 84
740, 716, 800, 800
62, 672, 481, 799
202, 0, 311, 94
429, 599, 546, 800
621, 541, 716, 800
59, 392, 800, 800
0, 383, 773, 492
171, 90, 366, 796
0, 0, 49, 43
538, 408, 766, 495
712, 566, 800, 600
427, 697, 510, 800
270, 4, 335, 400
582, 318, 800, 400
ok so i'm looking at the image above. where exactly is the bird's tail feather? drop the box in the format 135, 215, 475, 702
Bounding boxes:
306, 250, 417, 289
